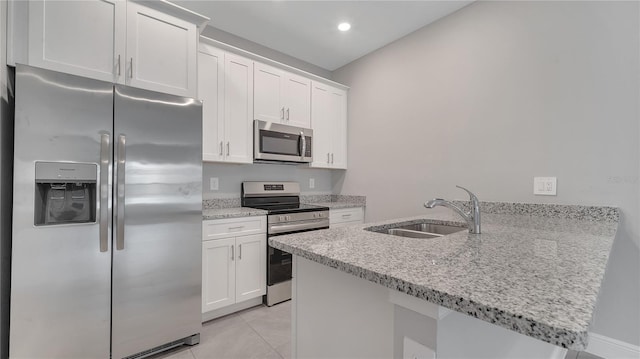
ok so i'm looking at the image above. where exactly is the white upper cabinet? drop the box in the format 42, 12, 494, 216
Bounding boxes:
198, 39, 253, 164
254, 62, 311, 128
311, 81, 347, 169
125, 2, 197, 97
224, 53, 254, 163
198, 46, 224, 162
22, 0, 206, 97
28, 0, 126, 83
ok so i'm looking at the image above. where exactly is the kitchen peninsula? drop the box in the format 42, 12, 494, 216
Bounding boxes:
270, 203, 619, 358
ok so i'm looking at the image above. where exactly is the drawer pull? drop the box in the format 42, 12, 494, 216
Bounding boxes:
341, 214, 352, 218
228, 226, 244, 231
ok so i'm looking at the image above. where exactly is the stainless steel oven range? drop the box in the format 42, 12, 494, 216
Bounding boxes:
241, 181, 329, 306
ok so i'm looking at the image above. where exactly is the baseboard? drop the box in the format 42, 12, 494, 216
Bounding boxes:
587, 332, 640, 359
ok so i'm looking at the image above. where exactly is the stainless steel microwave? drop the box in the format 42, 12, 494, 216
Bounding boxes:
254, 120, 313, 164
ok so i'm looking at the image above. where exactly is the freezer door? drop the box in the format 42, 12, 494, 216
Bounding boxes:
111, 85, 202, 358
10, 65, 113, 358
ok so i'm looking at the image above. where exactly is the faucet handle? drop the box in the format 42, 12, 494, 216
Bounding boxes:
455, 185, 479, 203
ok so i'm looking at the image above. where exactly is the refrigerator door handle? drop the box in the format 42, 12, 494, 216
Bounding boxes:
99, 133, 110, 252
115, 134, 126, 250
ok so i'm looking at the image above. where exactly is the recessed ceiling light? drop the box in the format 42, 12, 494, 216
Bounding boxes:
338, 22, 351, 32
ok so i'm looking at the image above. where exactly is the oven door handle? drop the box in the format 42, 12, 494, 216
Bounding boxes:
269, 219, 329, 235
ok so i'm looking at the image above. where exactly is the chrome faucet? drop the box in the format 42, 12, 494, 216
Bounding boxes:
424, 185, 481, 234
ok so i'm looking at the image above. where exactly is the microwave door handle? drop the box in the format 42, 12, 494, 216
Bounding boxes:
300, 131, 306, 160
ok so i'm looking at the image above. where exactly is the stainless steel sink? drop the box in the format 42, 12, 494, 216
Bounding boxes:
386, 229, 443, 239
391, 223, 467, 236
365, 222, 467, 239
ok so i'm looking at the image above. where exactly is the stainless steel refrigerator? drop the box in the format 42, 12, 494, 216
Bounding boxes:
10, 65, 202, 359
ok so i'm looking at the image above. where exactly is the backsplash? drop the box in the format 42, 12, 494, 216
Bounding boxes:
203, 162, 335, 198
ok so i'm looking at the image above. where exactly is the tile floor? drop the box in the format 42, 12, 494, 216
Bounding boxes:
151, 300, 602, 359
151, 301, 292, 359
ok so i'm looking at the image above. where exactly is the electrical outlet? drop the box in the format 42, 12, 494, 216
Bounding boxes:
533, 177, 556, 196
210, 177, 219, 191
309, 178, 315, 189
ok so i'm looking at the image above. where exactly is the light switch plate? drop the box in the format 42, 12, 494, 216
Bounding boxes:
309, 178, 315, 189
534, 177, 556, 196
210, 177, 219, 191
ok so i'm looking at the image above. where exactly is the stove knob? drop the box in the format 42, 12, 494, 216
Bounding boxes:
279, 216, 285, 221
287, 215, 292, 221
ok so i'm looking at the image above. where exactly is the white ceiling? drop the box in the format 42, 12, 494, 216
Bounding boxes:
173, 1, 474, 71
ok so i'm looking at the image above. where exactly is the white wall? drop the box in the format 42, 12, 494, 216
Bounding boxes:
201, 26, 332, 80
203, 163, 334, 198
333, 0, 639, 348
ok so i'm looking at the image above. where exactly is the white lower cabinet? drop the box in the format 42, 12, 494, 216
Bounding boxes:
202, 217, 266, 314
329, 207, 364, 228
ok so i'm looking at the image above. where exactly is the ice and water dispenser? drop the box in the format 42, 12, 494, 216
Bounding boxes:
34, 162, 97, 226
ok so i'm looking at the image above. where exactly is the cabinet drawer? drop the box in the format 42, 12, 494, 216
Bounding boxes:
330, 207, 364, 225
203, 216, 266, 241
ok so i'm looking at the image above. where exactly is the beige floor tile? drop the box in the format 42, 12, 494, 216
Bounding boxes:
246, 313, 291, 350
191, 318, 276, 359
274, 342, 291, 359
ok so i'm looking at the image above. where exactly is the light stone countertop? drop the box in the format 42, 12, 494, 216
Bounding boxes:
305, 201, 364, 209
269, 205, 619, 351
202, 207, 267, 220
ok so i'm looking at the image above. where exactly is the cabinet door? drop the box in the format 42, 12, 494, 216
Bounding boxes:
329, 87, 348, 169
254, 62, 284, 123
126, 2, 197, 97
235, 234, 266, 302
202, 238, 236, 313
224, 53, 254, 164
28, 0, 126, 83
284, 73, 311, 128
310, 82, 333, 168
198, 47, 225, 162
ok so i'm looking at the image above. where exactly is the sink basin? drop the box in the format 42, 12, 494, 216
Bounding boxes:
386, 229, 443, 239
392, 223, 467, 236
364, 221, 467, 239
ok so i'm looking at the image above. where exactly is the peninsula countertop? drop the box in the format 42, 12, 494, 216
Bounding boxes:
269, 204, 619, 350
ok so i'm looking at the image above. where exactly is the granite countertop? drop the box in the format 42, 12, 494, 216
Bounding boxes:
202, 207, 267, 220
202, 194, 366, 220
306, 201, 364, 209
269, 204, 619, 350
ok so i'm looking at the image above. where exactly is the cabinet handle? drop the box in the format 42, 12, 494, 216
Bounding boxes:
286, 108, 290, 121
129, 57, 133, 78
281, 107, 285, 121
327, 153, 330, 164
231, 245, 235, 261
219, 141, 223, 156
331, 153, 334, 164
116, 55, 121, 76
239, 244, 242, 260
226, 142, 230, 156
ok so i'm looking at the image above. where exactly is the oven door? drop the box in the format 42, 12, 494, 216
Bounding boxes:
254, 120, 312, 163
267, 221, 329, 285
